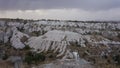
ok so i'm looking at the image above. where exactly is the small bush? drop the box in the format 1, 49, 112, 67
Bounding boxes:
117, 34, 120, 39
2, 54, 8, 60
24, 52, 45, 64
23, 45, 31, 50
113, 55, 120, 64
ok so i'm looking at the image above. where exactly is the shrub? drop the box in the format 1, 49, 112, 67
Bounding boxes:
113, 54, 120, 65
2, 54, 8, 60
23, 45, 31, 50
24, 52, 45, 64
117, 34, 120, 39
33, 53, 45, 63
24, 55, 33, 64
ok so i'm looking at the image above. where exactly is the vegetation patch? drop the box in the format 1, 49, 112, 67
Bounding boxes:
24, 51, 45, 65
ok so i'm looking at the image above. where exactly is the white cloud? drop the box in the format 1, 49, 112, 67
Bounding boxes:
0, 8, 120, 21
0, 0, 120, 11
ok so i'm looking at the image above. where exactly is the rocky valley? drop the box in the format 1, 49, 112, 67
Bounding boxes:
0, 18, 120, 68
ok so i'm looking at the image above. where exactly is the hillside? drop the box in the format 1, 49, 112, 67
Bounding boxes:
0, 18, 120, 68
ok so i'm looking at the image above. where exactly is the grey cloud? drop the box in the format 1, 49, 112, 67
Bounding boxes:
0, 0, 120, 10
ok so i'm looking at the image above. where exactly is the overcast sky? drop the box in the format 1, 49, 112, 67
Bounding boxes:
0, 0, 120, 21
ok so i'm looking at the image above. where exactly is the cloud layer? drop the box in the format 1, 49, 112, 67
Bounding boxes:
0, 8, 120, 21
0, 0, 120, 10
0, 0, 120, 20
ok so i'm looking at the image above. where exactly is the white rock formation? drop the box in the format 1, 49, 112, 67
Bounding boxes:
28, 30, 85, 57
10, 27, 29, 49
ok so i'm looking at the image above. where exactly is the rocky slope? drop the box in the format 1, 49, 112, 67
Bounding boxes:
0, 18, 120, 68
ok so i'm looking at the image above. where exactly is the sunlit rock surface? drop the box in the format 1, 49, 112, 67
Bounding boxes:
28, 30, 85, 58
10, 27, 29, 49
0, 19, 120, 68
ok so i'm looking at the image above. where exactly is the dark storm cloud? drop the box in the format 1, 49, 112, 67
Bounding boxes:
0, 0, 120, 10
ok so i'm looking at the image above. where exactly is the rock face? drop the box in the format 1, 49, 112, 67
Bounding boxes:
28, 30, 85, 58
10, 27, 29, 49
0, 19, 120, 68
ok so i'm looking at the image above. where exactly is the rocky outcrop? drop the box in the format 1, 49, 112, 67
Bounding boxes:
10, 27, 29, 49
28, 30, 85, 58
0, 19, 120, 67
